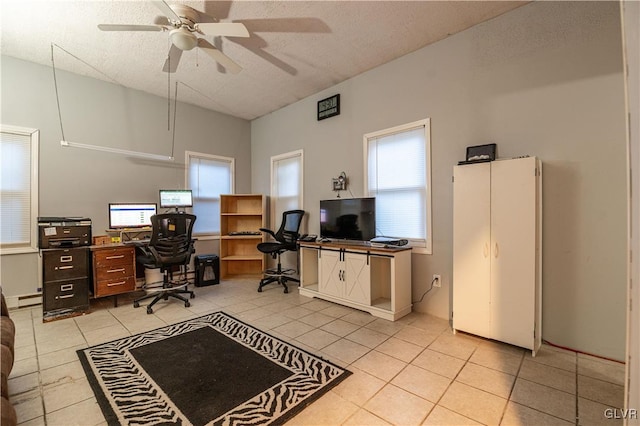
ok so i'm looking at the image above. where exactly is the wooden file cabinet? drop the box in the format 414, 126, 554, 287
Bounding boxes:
92, 245, 137, 298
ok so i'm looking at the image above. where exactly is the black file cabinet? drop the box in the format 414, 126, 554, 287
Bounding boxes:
42, 247, 90, 320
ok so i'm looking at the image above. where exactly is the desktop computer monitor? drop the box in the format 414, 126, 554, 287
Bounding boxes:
108, 203, 157, 229
159, 189, 193, 210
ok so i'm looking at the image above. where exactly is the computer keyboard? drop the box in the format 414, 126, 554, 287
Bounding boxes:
123, 239, 150, 246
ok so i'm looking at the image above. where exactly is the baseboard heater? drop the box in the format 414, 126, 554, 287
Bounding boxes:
6, 293, 42, 309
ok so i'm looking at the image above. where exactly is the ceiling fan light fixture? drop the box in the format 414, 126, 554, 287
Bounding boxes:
170, 27, 197, 51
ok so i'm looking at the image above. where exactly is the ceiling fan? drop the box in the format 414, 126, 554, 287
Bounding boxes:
98, 0, 249, 74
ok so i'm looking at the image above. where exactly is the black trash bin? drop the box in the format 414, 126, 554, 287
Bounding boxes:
194, 254, 220, 286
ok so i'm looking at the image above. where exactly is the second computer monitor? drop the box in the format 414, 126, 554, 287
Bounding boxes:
159, 189, 193, 210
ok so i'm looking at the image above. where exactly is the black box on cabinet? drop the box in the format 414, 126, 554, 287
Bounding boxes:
458, 143, 497, 165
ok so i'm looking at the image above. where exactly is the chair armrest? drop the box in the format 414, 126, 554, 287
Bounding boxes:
259, 228, 277, 239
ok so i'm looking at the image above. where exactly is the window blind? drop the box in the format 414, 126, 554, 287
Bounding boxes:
271, 151, 303, 225
187, 154, 233, 235
1, 130, 34, 249
367, 125, 428, 245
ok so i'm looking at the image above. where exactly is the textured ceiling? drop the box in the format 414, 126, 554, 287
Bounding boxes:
0, 0, 527, 120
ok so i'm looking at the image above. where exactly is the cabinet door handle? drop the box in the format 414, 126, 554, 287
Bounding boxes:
56, 294, 74, 299
494, 243, 499, 258
57, 265, 74, 270
106, 255, 125, 260
107, 281, 126, 287
107, 268, 126, 273
60, 255, 73, 262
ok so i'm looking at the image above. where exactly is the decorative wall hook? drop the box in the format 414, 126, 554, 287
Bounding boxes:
332, 172, 347, 196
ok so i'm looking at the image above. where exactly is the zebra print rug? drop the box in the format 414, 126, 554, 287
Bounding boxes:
77, 311, 350, 425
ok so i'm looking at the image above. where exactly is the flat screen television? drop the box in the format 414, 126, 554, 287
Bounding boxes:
108, 203, 157, 229
159, 189, 193, 209
320, 197, 376, 242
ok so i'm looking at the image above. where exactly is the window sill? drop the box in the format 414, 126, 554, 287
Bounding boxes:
411, 246, 432, 255
192, 234, 220, 241
1, 246, 38, 255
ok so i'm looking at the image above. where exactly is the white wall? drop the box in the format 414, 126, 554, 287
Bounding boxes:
0, 56, 252, 298
251, 1, 628, 360
622, 0, 640, 418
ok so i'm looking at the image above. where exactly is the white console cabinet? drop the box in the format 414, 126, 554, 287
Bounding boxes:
299, 241, 412, 321
452, 157, 542, 355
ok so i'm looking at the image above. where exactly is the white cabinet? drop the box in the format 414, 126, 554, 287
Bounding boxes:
299, 242, 412, 321
319, 249, 371, 305
453, 157, 542, 355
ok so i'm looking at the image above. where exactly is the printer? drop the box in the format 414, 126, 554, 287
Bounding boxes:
38, 217, 92, 249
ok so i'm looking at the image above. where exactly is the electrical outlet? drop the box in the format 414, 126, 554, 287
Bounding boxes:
433, 274, 442, 288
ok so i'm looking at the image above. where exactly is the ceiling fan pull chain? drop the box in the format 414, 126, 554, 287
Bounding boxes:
167, 40, 171, 131
50, 43, 66, 141
171, 82, 178, 159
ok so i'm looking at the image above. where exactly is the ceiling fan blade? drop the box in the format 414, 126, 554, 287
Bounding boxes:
98, 24, 163, 32
153, 15, 171, 26
197, 39, 242, 74
196, 22, 249, 38
236, 18, 331, 33
151, 0, 181, 22
162, 44, 183, 73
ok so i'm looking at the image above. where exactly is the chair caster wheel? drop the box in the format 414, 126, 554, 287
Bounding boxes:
133, 302, 140, 308
146, 307, 153, 314
185, 301, 191, 308
284, 289, 288, 294
258, 287, 263, 293
190, 293, 195, 299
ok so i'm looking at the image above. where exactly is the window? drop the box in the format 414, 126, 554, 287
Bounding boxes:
1, 125, 39, 254
186, 152, 234, 236
271, 150, 303, 227
364, 118, 432, 253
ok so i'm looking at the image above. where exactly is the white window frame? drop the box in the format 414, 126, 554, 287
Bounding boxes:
270, 149, 304, 229
185, 151, 235, 240
363, 118, 432, 254
0, 125, 39, 254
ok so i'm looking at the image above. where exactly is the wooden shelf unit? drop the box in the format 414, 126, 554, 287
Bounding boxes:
220, 194, 267, 278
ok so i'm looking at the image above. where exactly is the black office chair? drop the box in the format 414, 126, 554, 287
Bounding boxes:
257, 210, 305, 293
133, 213, 196, 314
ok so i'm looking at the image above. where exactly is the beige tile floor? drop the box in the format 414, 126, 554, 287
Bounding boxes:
6, 278, 625, 425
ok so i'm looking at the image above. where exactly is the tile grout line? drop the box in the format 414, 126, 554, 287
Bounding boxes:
30, 307, 47, 426
497, 345, 526, 425
414, 326, 471, 425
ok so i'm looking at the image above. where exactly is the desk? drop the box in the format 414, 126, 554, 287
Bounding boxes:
90, 244, 137, 301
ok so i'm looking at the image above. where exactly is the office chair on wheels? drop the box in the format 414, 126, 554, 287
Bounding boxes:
133, 213, 196, 314
257, 210, 305, 294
